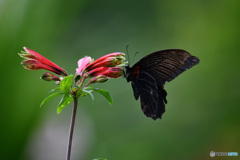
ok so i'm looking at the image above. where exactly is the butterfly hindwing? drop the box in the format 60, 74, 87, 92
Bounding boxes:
131, 81, 139, 100
152, 86, 168, 119
131, 70, 167, 119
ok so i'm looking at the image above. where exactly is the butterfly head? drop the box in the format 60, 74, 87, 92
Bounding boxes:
124, 65, 133, 82
124, 46, 140, 82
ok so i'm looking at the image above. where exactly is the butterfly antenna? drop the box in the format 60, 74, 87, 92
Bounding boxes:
130, 51, 139, 64
126, 45, 130, 65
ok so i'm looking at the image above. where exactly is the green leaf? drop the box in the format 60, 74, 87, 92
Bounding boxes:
93, 159, 108, 160
83, 87, 112, 105
49, 87, 61, 93
57, 94, 73, 114
83, 89, 95, 102
60, 75, 74, 93
40, 92, 64, 108
84, 86, 94, 90
93, 88, 113, 105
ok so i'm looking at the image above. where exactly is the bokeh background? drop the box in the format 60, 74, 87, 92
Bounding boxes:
1, 0, 240, 160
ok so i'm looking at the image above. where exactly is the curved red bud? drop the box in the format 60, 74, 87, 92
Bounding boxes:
86, 67, 123, 78
86, 67, 109, 77
19, 47, 68, 76
86, 52, 125, 70
41, 72, 60, 81
100, 67, 123, 78
87, 75, 109, 86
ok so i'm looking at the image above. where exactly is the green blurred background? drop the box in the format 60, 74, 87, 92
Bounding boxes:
1, 0, 240, 160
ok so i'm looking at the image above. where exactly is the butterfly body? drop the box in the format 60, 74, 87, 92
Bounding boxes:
124, 49, 199, 120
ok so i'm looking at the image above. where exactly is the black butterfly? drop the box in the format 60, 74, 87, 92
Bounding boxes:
124, 49, 199, 120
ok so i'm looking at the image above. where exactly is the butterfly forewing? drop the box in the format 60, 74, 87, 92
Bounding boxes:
132, 49, 199, 86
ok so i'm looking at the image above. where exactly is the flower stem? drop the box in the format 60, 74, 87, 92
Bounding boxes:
66, 97, 78, 160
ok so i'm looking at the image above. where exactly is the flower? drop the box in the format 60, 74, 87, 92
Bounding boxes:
19, 47, 67, 76
75, 52, 126, 88
86, 67, 123, 78
76, 56, 92, 75
86, 52, 125, 70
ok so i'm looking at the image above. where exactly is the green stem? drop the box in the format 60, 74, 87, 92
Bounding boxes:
66, 97, 78, 160
80, 74, 87, 88
84, 80, 91, 88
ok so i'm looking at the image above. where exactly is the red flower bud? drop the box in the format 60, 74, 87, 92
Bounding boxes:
100, 67, 123, 78
41, 72, 60, 81
86, 52, 125, 70
85, 67, 109, 77
19, 47, 67, 76
87, 75, 109, 85
22, 59, 63, 75
86, 67, 123, 78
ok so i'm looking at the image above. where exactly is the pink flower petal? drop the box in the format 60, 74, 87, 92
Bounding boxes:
76, 56, 92, 75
